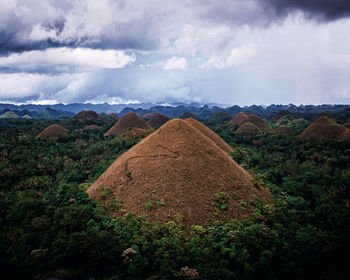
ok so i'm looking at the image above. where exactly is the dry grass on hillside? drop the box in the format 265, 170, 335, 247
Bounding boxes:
184, 118, 232, 153
235, 122, 262, 137
37, 124, 69, 138
300, 116, 350, 141
87, 119, 269, 229
104, 112, 152, 137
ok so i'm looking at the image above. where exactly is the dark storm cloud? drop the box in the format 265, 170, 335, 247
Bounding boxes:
261, 0, 350, 21
196, 0, 350, 28
1, 0, 350, 54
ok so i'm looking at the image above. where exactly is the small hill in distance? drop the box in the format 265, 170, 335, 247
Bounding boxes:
230, 113, 272, 135
147, 113, 169, 129
37, 124, 69, 138
74, 110, 100, 122
108, 113, 119, 120
245, 115, 272, 133
0, 111, 19, 119
87, 119, 269, 229
184, 118, 232, 153
179, 111, 198, 120
275, 126, 294, 135
236, 122, 262, 137
84, 125, 100, 130
271, 110, 294, 122
104, 112, 152, 137
229, 112, 249, 127
209, 111, 231, 123
299, 116, 350, 141
143, 113, 153, 121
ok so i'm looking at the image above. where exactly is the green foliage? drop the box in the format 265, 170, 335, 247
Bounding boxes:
109, 198, 123, 210
145, 201, 154, 210
99, 186, 112, 200
1, 116, 350, 279
214, 192, 229, 210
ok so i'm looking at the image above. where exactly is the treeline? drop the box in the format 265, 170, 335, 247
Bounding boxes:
2, 102, 350, 120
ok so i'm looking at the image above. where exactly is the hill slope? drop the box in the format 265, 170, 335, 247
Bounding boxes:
184, 118, 232, 153
300, 116, 350, 141
87, 119, 268, 228
104, 112, 152, 137
37, 124, 69, 138
147, 113, 169, 129
229, 112, 249, 127
236, 122, 262, 137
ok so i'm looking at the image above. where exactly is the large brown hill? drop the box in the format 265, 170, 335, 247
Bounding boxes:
229, 112, 249, 127
300, 116, 350, 141
37, 124, 68, 138
87, 119, 268, 228
104, 112, 152, 137
147, 113, 169, 129
184, 118, 232, 153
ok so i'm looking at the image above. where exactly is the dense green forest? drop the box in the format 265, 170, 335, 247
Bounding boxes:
1, 116, 349, 279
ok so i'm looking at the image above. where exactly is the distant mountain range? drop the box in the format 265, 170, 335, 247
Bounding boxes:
1, 102, 350, 120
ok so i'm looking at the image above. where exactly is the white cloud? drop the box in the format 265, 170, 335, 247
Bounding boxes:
0, 48, 136, 70
0, 72, 79, 99
202, 45, 256, 69
164, 56, 187, 70
85, 95, 141, 105
29, 23, 59, 41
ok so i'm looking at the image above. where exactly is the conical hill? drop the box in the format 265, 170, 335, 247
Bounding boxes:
104, 112, 152, 137
184, 118, 232, 153
300, 116, 350, 141
236, 122, 261, 137
246, 115, 272, 133
74, 110, 100, 122
87, 119, 269, 228
37, 124, 68, 138
147, 113, 169, 129
109, 113, 119, 120
229, 112, 249, 127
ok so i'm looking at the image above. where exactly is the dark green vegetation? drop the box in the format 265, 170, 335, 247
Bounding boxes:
1, 116, 350, 279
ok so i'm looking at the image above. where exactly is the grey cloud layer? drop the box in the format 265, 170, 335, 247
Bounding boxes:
263, 0, 350, 21
1, 0, 350, 53
1, 0, 350, 106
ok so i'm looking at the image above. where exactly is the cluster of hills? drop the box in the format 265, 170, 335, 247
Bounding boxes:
34, 107, 350, 142
32, 108, 350, 228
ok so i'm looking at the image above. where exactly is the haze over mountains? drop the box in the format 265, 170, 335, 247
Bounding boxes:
1, 102, 350, 120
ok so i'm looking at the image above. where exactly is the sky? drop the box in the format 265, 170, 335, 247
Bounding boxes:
1, 0, 350, 106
